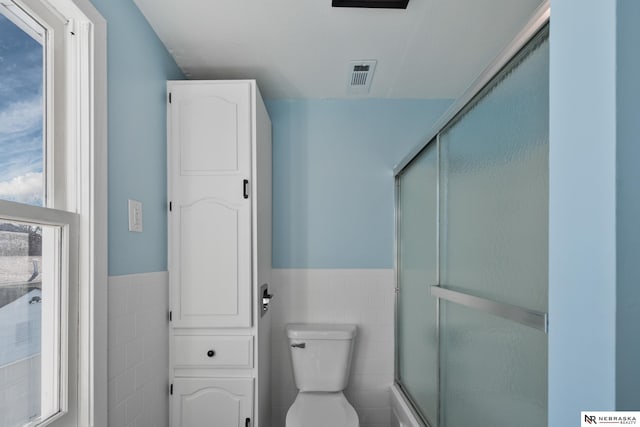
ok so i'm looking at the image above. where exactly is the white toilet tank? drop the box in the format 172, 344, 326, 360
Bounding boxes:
286, 324, 357, 392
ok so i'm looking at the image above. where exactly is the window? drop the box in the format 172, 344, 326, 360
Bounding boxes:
0, 0, 106, 426
0, 6, 44, 206
0, 206, 78, 427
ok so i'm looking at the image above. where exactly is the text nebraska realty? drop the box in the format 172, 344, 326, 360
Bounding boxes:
585, 414, 637, 425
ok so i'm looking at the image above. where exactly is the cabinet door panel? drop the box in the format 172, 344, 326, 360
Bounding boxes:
173, 83, 251, 177
180, 199, 244, 318
180, 96, 239, 173
169, 82, 252, 328
172, 378, 253, 427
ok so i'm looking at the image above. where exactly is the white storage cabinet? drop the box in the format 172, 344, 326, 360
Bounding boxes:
167, 80, 272, 427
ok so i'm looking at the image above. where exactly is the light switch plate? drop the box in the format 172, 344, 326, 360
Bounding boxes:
128, 199, 143, 232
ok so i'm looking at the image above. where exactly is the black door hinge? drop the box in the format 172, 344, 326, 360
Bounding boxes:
169, 311, 172, 321
170, 383, 173, 395
169, 201, 172, 212
245, 418, 251, 427
169, 92, 172, 103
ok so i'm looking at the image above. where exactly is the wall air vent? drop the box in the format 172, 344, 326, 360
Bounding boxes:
347, 60, 377, 95
333, 0, 409, 9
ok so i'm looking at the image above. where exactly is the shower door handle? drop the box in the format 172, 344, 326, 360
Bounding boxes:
291, 342, 306, 349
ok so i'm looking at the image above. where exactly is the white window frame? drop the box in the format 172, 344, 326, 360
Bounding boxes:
0, 0, 107, 425
0, 199, 79, 427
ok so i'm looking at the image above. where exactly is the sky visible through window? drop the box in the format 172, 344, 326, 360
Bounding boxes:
0, 13, 44, 206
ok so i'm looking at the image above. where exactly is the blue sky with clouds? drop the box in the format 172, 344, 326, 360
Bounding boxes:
0, 14, 43, 206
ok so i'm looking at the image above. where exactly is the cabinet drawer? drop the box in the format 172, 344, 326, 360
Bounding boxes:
174, 335, 253, 369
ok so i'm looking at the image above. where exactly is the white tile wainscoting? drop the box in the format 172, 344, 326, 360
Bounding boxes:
108, 272, 169, 427
106, 269, 394, 427
270, 269, 395, 427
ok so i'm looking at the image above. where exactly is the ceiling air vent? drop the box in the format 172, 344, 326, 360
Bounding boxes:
333, 0, 409, 9
347, 60, 377, 95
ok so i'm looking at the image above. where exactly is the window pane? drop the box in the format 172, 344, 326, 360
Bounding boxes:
0, 220, 61, 427
0, 8, 45, 206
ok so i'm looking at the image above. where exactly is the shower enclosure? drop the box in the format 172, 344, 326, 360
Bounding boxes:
394, 5, 549, 427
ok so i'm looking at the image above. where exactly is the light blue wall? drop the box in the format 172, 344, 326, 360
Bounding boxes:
548, 0, 617, 424
266, 99, 451, 269
616, 0, 640, 410
90, 0, 184, 276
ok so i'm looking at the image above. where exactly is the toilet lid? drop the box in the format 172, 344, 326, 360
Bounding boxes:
286, 392, 359, 427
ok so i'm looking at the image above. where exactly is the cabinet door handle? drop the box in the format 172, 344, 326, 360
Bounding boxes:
207, 350, 215, 358
245, 417, 251, 427
243, 179, 249, 199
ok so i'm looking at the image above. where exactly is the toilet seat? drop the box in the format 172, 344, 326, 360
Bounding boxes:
286, 392, 359, 427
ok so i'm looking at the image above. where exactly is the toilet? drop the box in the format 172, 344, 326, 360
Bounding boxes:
285, 323, 359, 427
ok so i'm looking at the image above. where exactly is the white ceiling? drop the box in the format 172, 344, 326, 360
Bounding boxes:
133, 0, 544, 99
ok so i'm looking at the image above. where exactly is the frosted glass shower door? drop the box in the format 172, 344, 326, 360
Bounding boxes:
395, 25, 549, 427
438, 31, 549, 427
396, 142, 439, 426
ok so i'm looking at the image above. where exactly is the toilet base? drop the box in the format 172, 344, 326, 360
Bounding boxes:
286, 391, 359, 427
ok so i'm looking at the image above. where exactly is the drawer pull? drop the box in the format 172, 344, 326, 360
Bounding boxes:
207, 350, 216, 358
